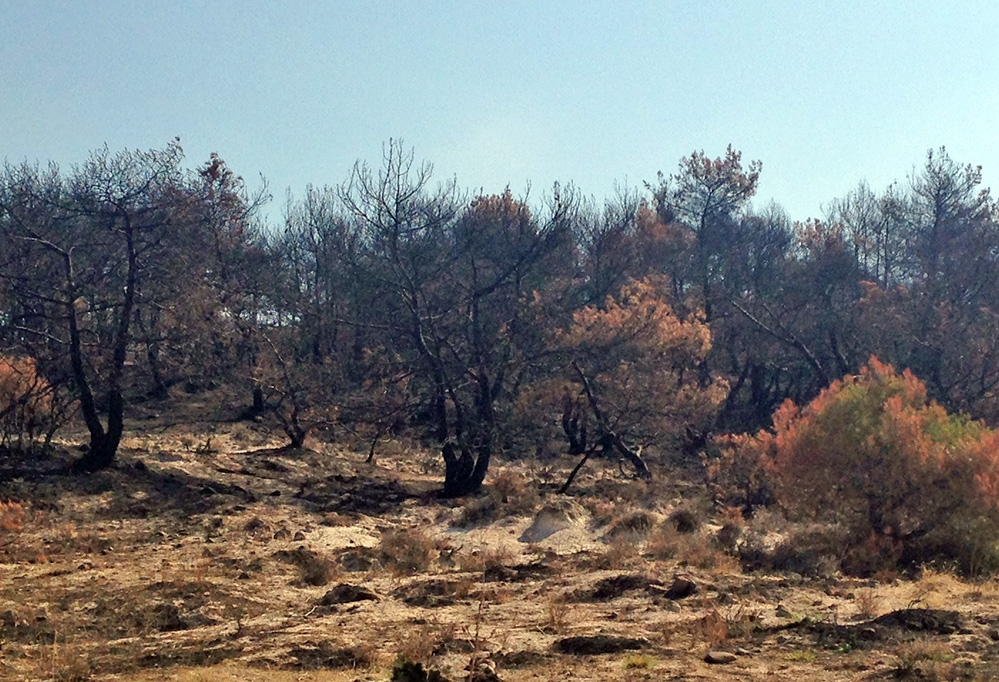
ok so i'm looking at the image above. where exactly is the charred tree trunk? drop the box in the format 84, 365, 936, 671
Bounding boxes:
558, 361, 651, 493
75, 214, 139, 472
134, 306, 168, 400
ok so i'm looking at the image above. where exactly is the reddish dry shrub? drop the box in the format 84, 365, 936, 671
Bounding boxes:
0, 500, 26, 556
726, 357, 999, 576
704, 438, 776, 513
0, 355, 55, 448
0, 500, 25, 533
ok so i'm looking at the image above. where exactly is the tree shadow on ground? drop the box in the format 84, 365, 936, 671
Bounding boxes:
0, 443, 426, 522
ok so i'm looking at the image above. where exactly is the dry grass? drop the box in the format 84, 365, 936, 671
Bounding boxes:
10, 417, 999, 682
889, 639, 959, 680
594, 535, 643, 570
378, 527, 437, 576
396, 622, 441, 664
621, 654, 656, 669
122, 665, 365, 681
854, 587, 882, 620
544, 594, 571, 635
275, 546, 339, 586
645, 526, 738, 571
603, 510, 657, 542
456, 545, 515, 573
35, 637, 93, 682
452, 468, 540, 528
700, 607, 730, 647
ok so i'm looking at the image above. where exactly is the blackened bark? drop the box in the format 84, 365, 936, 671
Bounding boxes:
76, 213, 138, 471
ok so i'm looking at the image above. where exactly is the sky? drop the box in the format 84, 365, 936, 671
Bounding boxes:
2, 1, 998, 225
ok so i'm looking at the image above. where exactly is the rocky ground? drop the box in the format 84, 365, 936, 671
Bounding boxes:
3, 403, 999, 681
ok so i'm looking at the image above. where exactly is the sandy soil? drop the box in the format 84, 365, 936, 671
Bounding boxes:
3, 407, 999, 681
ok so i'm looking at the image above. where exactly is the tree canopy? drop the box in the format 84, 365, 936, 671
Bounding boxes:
3, 140, 998, 497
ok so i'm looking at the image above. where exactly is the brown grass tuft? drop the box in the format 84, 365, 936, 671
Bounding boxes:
379, 527, 436, 576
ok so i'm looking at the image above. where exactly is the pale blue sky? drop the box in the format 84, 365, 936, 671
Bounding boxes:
2, 1, 997, 223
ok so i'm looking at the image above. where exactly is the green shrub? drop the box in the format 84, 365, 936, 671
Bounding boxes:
727, 357, 999, 576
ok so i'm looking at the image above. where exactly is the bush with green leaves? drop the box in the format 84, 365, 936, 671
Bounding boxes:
727, 357, 999, 576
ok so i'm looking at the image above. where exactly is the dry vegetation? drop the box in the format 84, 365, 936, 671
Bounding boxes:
4, 398, 999, 682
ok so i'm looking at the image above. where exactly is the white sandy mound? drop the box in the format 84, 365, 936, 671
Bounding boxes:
519, 499, 588, 543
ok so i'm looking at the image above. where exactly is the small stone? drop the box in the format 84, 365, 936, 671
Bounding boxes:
293, 531, 306, 541
665, 577, 697, 600
705, 650, 737, 664
319, 584, 380, 606
775, 605, 793, 618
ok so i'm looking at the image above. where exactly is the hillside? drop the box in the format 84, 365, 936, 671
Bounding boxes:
3, 402, 999, 681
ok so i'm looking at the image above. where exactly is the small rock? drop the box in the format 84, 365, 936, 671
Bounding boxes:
775, 605, 793, 618
705, 650, 737, 664
293, 530, 306, 541
665, 577, 697, 600
269, 490, 281, 497
988, 628, 999, 641
482, 565, 518, 582
319, 583, 381, 606
554, 635, 648, 655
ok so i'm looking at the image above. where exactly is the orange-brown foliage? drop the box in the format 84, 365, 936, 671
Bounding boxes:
0, 500, 25, 534
559, 277, 727, 452
727, 357, 999, 575
0, 355, 54, 448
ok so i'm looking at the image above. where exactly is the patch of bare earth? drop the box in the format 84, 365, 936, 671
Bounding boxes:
4, 411, 999, 681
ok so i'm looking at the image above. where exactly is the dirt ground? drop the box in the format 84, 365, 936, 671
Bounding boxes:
3, 401, 999, 681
